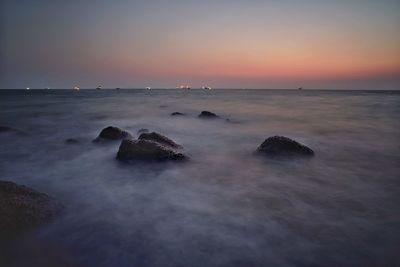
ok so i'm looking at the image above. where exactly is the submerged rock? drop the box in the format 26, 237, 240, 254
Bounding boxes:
0, 180, 63, 239
198, 111, 218, 119
93, 126, 132, 143
171, 112, 185, 116
116, 139, 187, 162
255, 136, 314, 157
139, 132, 182, 149
65, 138, 80, 144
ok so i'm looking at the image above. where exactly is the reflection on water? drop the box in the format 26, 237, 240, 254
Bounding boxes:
0, 89, 399, 267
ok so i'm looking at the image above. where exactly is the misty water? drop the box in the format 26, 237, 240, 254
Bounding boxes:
0, 89, 399, 267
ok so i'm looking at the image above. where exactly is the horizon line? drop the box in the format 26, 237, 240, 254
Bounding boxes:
1, 88, 399, 91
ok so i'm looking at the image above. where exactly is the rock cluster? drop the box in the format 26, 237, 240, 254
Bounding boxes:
1, 126, 316, 243
91, 127, 189, 162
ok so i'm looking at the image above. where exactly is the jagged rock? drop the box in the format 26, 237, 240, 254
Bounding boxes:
139, 132, 182, 148
171, 112, 184, 116
116, 139, 187, 162
93, 126, 132, 143
198, 111, 218, 119
255, 136, 314, 157
0, 180, 63, 239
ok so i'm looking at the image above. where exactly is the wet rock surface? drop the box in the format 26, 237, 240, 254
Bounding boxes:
0, 180, 63, 239
255, 136, 314, 157
198, 111, 218, 119
93, 126, 132, 143
137, 128, 149, 135
138, 132, 182, 149
116, 139, 187, 162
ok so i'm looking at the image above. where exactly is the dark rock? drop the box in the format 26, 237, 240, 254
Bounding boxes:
93, 126, 132, 143
139, 132, 182, 149
171, 112, 185, 116
255, 136, 314, 157
65, 138, 80, 144
0, 180, 63, 239
137, 128, 149, 135
198, 111, 218, 119
116, 139, 188, 162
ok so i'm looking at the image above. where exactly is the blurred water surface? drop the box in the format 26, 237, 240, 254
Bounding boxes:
0, 89, 399, 267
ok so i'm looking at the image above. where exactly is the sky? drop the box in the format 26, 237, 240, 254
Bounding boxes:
1, 0, 399, 89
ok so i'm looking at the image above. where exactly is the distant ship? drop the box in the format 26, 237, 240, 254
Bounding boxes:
115, 87, 121, 90
96, 85, 102, 90
73, 86, 80, 91
146, 87, 151, 90
298, 87, 303, 90
202, 86, 212, 90
26, 87, 30, 90
177, 85, 191, 90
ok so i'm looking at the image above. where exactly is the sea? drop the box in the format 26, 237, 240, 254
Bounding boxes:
0, 89, 399, 267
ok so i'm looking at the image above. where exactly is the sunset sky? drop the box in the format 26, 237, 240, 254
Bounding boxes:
1, 0, 399, 89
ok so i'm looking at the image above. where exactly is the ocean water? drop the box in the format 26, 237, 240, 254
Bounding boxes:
0, 89, 399, 267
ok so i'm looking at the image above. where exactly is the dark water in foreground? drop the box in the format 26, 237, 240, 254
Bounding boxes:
0, 89, 399, 267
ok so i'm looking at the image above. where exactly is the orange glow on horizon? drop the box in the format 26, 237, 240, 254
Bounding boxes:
102, 49, 400, 82
92, 27, 400, 83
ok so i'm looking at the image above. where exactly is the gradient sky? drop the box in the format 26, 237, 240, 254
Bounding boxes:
1, 0, 399, 89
